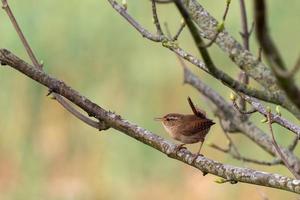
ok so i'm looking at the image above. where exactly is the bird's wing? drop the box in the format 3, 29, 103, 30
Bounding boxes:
178, 119, 212, 136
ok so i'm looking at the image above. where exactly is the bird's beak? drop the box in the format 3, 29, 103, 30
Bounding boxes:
154, 117, 163, 121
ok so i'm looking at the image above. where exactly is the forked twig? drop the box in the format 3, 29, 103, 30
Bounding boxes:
212, 117, 282, 166
201, 0, 231, 48
267, 111, 300, 179
1, 0, 41, 68
272, 55, 300, 78
241, 94, 300, 138
173, 20, 186, 41
237, 0, 250, 111
232, 99, 257, 115
151, 0, 164, 36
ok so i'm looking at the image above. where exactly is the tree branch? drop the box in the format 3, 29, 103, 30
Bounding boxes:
1, 48, 300, 193
183, 66, 300, 174
108, 0, 282, 106
175, 0, 300, 118
109, 0, 164, 42
0, 0, 104, 131
237, 0, 250, 111
254, 0, 300, 112
241, 95, 300, 138
209, 143, 282, 166
173, 50, 286, 168
1, 0, 41, 68
267, 111, 300, 179
178, 0, 276, 90
151, 0, 164, 36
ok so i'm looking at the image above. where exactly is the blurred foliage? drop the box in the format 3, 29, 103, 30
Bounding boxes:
0, 0, 300, 199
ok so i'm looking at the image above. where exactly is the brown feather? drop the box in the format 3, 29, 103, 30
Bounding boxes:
187, 97, 206, 119
175, 115, 214, 136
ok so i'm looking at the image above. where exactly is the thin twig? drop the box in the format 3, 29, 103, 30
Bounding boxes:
1, 0, 41, 68
153, 0, 173, 4
218, 117, 240, 156
216, 118, 281, 166
272, 55, 300, 78
164, 20, 185, 42
288, 135, 299, 152
254, 0, 300, 110
232, 100, 257, 115
289, 55, 300, 77
241, 95, 300, 138
237, 0, 250, 111
201, 0, 231, 48
53, 95, 107, 130
151, 0, 164, 36
267, 111, 300, 179
257, 47, 262, 62
248, 21, 255, 39
200, 27, 221, 48
172, 20, 186, 41
108, 0, 164, 42
239, 0, 250, 50
254, 0, 285, 69
1, 0, 105, 131
209, 143, 282, 166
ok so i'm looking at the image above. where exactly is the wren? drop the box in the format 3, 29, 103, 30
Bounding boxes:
155, 97, 215, 162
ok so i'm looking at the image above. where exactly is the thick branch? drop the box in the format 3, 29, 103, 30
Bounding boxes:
1, 48, 300, 193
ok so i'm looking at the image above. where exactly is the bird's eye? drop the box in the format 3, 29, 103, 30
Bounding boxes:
166, 116, 177, 121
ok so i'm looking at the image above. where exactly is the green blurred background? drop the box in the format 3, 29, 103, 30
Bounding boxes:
0, 0, 300, 199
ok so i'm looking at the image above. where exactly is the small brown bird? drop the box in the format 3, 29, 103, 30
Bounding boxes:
155, 97, 215, 161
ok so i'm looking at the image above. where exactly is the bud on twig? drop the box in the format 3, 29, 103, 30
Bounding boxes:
276, 106, 281, 116
260, 118, 268, 123
230, 92, 237, 101
180, 18, 185, 25
122, 0, 127, 10
217, 22, 225, 32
